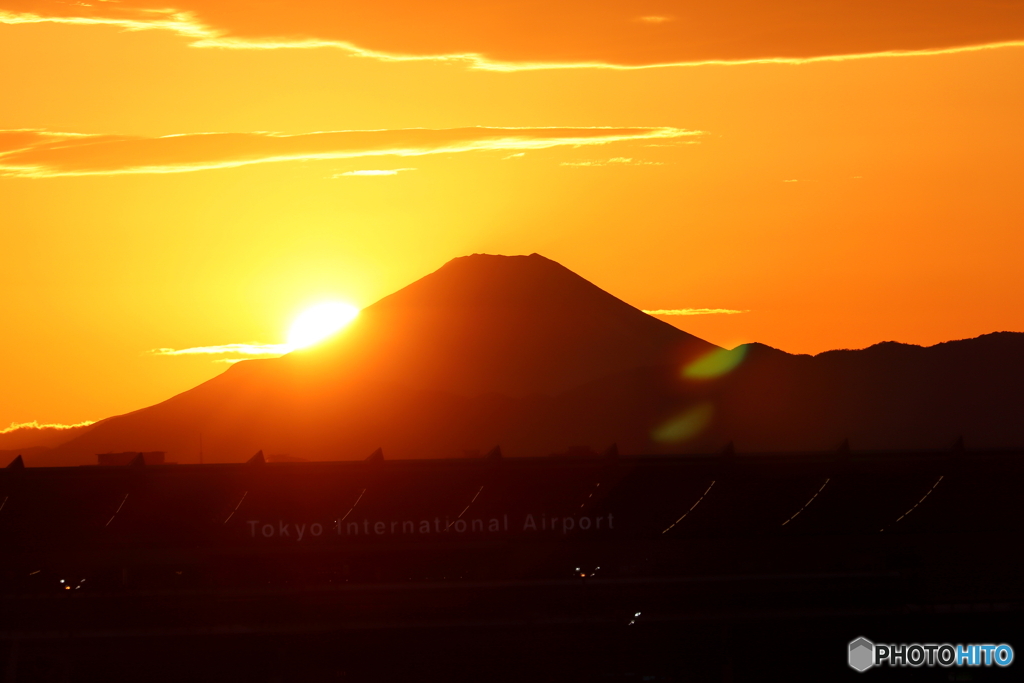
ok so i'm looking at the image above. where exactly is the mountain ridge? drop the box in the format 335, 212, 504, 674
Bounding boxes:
23, 255, 1024, 466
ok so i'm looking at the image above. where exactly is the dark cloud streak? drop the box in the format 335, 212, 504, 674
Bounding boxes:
3, 1, 1024, 68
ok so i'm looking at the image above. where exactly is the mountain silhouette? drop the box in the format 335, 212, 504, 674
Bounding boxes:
34, 254, 712, 464
28, 254, 1024, 466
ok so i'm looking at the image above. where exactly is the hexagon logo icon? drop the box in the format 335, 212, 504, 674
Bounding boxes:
849, 637, 875, 672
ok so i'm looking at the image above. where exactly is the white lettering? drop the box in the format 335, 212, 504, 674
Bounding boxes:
246, 512, 616, 539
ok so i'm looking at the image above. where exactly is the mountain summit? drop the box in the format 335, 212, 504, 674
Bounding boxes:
296, 253, 716, 397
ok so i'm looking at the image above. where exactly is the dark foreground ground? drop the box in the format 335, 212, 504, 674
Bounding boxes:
2, 450, 1021, 681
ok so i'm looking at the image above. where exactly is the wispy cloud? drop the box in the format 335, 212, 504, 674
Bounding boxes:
1, 420, 95, 434
3, 2, 1024, 70
0, 130, 93, 154
334, 168, 416, 177
560, 157, 666, 167
0, 7, 210, 40
643, 308, 747, 316
151, 343, 291, 357
0, 127, 701, 178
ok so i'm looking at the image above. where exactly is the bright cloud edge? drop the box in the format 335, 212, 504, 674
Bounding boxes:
643, 308, 747, 316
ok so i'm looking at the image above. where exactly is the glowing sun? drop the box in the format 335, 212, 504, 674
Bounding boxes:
287, 302, 359, 349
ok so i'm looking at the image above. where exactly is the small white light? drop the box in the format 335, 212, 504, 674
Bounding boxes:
635, 612, 641, 617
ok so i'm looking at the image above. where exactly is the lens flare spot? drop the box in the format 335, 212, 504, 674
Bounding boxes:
683, 346, 747, 380
652, 402, 714, 443
287, 302, 359, 349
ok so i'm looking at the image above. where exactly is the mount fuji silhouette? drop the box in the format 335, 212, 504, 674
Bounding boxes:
22, 254, 1024, 465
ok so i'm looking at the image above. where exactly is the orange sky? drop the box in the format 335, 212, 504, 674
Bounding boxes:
1, 2, 1023, 429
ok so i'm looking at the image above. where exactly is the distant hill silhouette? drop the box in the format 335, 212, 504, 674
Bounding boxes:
28, 254, 1024, 466
500, 333, 1024, 455
0, 447, 52, 465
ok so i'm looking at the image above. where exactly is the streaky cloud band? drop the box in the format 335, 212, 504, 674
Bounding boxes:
0, 127, 702, 178
151, 343, 292, 357
1, 420, 95, 434
643, 309, 746, 316
3, 3, 1024, 71
335, 168, 417, 177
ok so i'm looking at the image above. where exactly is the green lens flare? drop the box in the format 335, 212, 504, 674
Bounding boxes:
652, 402, 714, 443
683, 346, 747, 380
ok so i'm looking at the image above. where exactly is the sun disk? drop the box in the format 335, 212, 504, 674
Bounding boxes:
287, 302, 359, 349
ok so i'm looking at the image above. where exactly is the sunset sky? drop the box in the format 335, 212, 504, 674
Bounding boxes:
2, 1, 1023, 430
